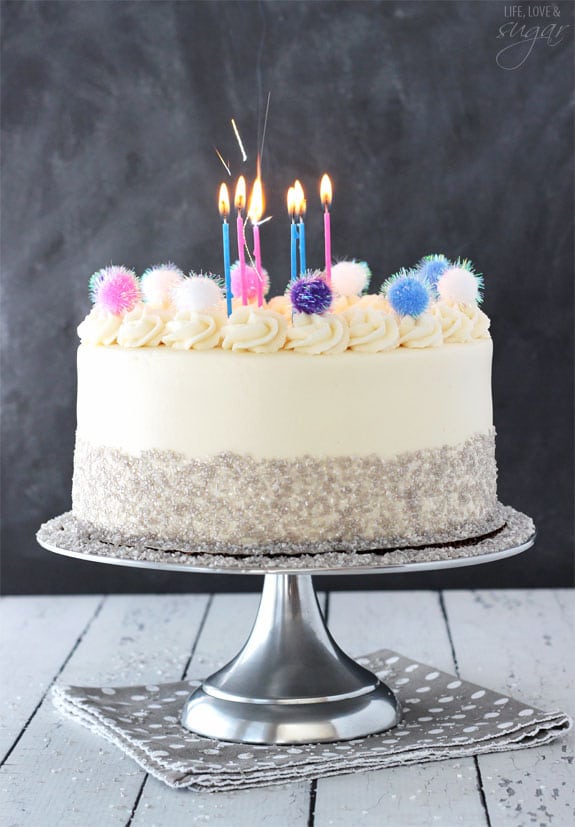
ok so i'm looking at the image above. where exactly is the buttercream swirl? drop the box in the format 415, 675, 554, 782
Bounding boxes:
432, 301, 474, 343
162, 310, 225, 350
267, 294, 293, 320
344, 307, 400, 353
285, 313, 350, 355
221, 306, 287, 353
77, 306, 122, 345
332, 293, 390, 314
461, 303, 491, 339
398, 312, 443, 348
116, 304, 166, 348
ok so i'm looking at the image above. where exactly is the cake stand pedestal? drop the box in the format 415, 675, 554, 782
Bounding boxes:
37, 520, 534, 745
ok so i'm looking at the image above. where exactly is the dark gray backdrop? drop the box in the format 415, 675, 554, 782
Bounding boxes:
2, 0, 573, 594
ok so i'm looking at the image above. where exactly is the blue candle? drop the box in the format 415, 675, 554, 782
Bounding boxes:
222, 219, 232, 316
218, 183, 232, 315
299, 218, 306, 275
291, 222, 298, 282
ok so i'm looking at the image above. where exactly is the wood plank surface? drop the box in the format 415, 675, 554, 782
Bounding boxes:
0, 594, 209, 827
0, 590, 572, 827
444, 590, 574, 827
0, 596, 101, 761
313, 590, 489, 827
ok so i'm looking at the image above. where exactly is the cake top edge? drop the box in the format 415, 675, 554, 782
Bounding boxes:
78, 256, 490, 354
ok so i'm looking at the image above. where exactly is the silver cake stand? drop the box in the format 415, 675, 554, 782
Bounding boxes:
37, 510, 535, 746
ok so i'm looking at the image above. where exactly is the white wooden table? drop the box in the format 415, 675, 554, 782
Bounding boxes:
0, 589, 573, 827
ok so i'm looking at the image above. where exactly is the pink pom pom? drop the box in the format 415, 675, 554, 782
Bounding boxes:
230, 262, 270, 299
91, 266, 140, 315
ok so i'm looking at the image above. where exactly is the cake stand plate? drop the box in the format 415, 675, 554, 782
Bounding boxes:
37, 509, 535, 745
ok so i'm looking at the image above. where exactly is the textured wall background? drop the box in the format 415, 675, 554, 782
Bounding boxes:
1, 0, 573, 593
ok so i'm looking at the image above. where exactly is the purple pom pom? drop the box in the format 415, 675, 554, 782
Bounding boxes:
89, 266, 140, 315
290, 274, 333, 315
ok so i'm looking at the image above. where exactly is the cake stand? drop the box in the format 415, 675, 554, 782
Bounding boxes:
37, 512, 535, 746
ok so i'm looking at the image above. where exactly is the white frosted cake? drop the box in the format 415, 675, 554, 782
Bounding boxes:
72, 258, 499, 554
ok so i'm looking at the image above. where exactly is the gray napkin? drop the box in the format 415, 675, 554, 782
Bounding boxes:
52, 649, 571, 792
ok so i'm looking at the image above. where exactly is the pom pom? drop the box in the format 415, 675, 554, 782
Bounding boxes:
384, 270, 430, 317
290, 273, 333, 315
437, 260, 483, 304
89, 266, 140, 315
173, 274, 224, 312
330, 260, 371, 297
141, 263, 184, 307
415, 254, 451, 290
230, 262, 270, 299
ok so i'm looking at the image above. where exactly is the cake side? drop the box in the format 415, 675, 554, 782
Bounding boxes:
72, 341, 498, 553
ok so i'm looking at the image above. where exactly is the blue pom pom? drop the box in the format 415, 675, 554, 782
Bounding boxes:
385, 271, 430, 317
415, 254, 451, 289
290, 274, 333, 315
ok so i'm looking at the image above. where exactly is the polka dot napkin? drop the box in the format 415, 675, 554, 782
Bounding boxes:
52, 649, 571, 792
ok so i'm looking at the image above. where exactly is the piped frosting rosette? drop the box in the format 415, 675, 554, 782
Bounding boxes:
286, 273, 350, 354
221, 306, 287, 353
344, 307, 399, 353
397, 313, 443, 348
285, 312, 350, 355
162, 310, 226, 350
117, 304, 167, 348
77, 306, 123, 345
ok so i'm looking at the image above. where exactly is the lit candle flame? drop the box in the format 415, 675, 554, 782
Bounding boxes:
320, 173, 332, 210
234, 176, 246, 212
248, 177, 265, 224
294, 180, 305, 217
218, 183, 230, 218
287, 186, 296, 219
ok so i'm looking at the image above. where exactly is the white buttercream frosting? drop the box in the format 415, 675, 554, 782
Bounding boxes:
344, 307, 400, 353
461, 303, 491, 339
332, 294, 389, 314
162, 310, 226, 350
76, 340, 494, 459
77, 306, 122, 345
432, 301, 474, 343
116, 304, 166, 348
398, 312, 443, 348
221, 306, 287, 353
285, 313, 350, 355
267, 294, 292, 320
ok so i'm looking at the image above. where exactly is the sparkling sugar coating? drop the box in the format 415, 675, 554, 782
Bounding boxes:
71, 431, 499, 556
38, 505, 533, 571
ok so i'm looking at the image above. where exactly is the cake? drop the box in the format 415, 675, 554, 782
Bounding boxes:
72, 256, 498, 555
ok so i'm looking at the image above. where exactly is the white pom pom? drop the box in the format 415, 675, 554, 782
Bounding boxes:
437, 267, 479, 304
330, 261, 371, 297
141, 265, 184, 308
173, 276, 224, 312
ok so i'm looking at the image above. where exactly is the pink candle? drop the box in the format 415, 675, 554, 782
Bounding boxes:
253, 224, 263, 307
248, 176, 265, 307
320, 174, 333, 284
234, 176, 248, 305
323, 210, 332, 285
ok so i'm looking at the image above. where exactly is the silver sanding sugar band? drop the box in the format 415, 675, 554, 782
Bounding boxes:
37, 505, 533, 571
71, 430, 498, 556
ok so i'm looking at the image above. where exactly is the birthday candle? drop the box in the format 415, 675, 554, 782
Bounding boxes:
294, 180, 306, 276
234, 176, 247, 305
248, 177, 265, 307
218, 183, 232, 316
320, 174, 333, 284
287, 187, 298, 282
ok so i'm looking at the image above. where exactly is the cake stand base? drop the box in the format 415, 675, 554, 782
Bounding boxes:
181, 573, 399, 744
37, 509, 535, 745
